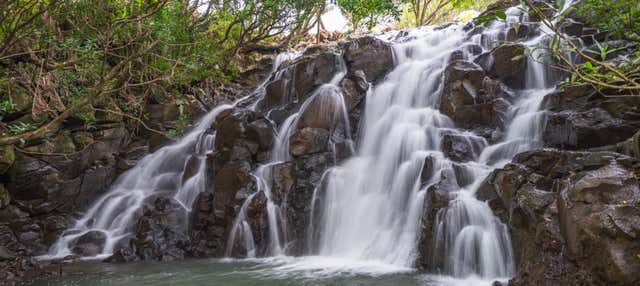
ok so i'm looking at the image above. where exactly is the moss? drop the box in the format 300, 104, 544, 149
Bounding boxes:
0, 183, 9, 208
0, 145, 15, 174
71, 131, 94, 149
54, 131, 77, 153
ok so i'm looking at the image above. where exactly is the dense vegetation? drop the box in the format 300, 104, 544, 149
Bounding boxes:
526, 0, 640, 95
0, 0, 325, 146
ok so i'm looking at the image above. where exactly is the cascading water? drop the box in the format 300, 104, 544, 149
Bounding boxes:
42, 52, 299, 260
225, 53, 353, 257
301, 2, 573, 283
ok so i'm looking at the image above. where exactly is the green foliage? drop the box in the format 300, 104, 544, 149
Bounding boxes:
337, 0, 400, 30
574, 0, 640, 42
8, 122, 36, 135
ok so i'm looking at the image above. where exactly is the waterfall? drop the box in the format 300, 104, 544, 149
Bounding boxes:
225, 53, 353, 257
302, 2, 570, 283
41, 52, 299, 260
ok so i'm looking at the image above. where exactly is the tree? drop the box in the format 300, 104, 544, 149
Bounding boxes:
404, 0, 495, 27
523, 0, 640, 95
337, 0, 400, 30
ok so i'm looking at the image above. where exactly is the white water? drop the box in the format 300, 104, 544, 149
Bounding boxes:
42, 52, 299, 260
44, 1, 575, 284
42, 104, 230, 260
225, 52, 353, 257
295, 3, 570, 283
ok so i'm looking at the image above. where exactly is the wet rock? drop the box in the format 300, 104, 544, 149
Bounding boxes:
440, 61, 510, 129
293, 52, 342, 101
289, 127, 330, 157
485, 43, 527, 89
543, 83, 640, 149
130, 195, 190, 262
296, 86, 344, 131
543, 108, 638, 149
270, 161, 297, 205
559, 18, 584, 37
416, 178, 456, 271
557, 162, 640, 284
245, 191, 268, 256
344, 36, 394, 82
339, 71, 369, 111
246, 119, 274, 151
480, 150, 640, 285
71, 231, 107, 256
441, 134, 485, 162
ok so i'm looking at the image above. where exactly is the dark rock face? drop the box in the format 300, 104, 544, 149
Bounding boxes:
482, 44, 527, 89
290, 128, 330, 157
543, 84, 640, 149
71, 231, 107, 257
109, 195, 190, 262
441, 134, 487, 162
261, 52, 342, 111
478, 150, 640, 285
440, 60, 511, 130
343, 36, 394, 82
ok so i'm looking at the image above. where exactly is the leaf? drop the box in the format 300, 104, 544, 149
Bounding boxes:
495, 10, 507, 20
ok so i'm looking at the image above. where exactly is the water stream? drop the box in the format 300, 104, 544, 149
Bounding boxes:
39, 1, 577, 285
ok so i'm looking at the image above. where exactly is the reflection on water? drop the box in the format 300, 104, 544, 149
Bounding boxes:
25, 258, 504, 286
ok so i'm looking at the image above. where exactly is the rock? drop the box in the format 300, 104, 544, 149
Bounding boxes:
339, 71, 369, 111
480, 150, 640, 285
270, 161, 297, 205
245, 191, 269, 256
543, 83, 640, 149
130, 195, 189, 261
246, 119, 274, 151
71, 231, 107, 256
296, 85, 344, 131
0, 145, 15, 174
440, 61, 510, 129
344, 36, 394, 82
416, 178, 456, 271
289, 127, 330, 157
0, 184, 9, 208
557, 162, 640, 284
543, 108, 638, 149
485, 44, 527, 89
441, 133, 486, 162
559, 18, 584, 37
293, 52, 342, 101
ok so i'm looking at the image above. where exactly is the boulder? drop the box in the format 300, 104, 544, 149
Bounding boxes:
270, 161, 297, 205
543, 108, 638, 149
441, 133, 486, 162
129, 195, 189, 262
339, 71, 369, 111
289, 127, 330, 157
292, 52, 342, 101
478, 150, 640, 285
343, 36, 394, 82
440, 61, 510, 129
0, 145, 15, 174
484, 44, 527, 89
246, 119, 274, 151
71, 230, 107, 256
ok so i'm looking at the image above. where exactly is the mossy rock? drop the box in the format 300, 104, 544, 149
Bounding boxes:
0, 145, 15, 174
94, 126, 126, 141
627, 130, 640, 159
54, 131, 77, 153
0, 183, 9, 208
22, 132, 76, 154
71, 131, 94, 149
6, 86, 32, 113
94, 97, 123, 122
